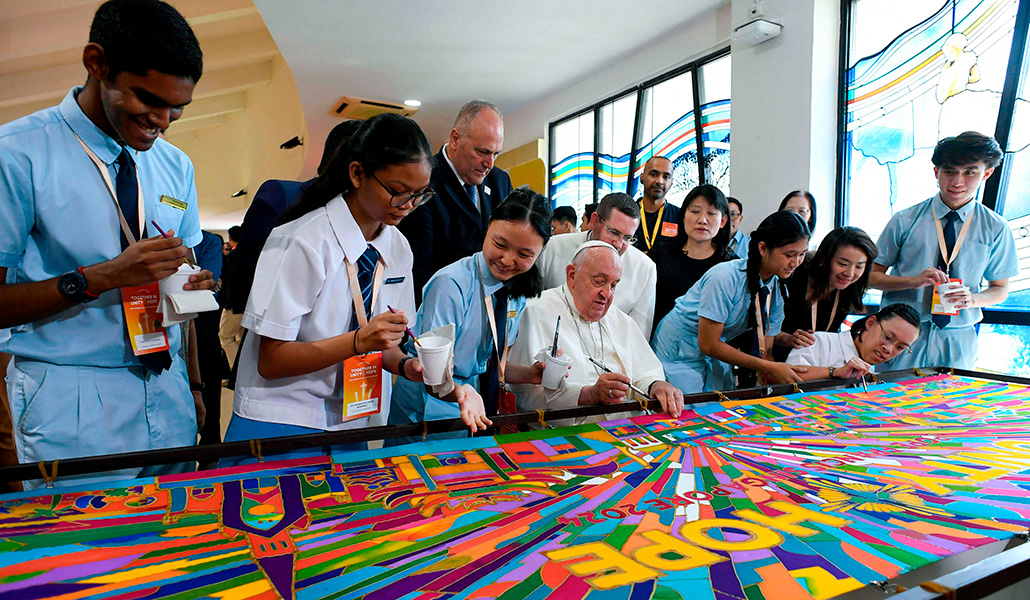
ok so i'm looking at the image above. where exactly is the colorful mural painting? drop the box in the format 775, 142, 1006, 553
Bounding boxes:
1, 374, 1029, 599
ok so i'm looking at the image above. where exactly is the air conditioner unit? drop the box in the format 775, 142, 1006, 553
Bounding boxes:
330, 96, 420, 120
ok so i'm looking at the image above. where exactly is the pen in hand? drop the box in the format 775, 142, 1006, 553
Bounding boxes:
387, 305, 421, 347
150, 220, 197, 268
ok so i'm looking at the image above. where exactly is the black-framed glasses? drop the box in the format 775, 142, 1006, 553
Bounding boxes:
598, 214, 637, 244
874, 321, 913, 354
370, 172, 435, 208
729, 211, 742, 220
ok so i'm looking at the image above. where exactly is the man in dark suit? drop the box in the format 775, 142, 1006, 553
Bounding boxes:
398, 100, 514, 304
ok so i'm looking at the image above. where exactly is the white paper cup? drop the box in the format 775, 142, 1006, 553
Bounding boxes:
935, 282, 967, 313
158, 263, 201, 300
416, 336, 452, 386
541, 352, 573, 389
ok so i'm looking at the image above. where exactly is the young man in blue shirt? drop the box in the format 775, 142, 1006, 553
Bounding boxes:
0, 0, 214, 487
870, 132, 1018, 371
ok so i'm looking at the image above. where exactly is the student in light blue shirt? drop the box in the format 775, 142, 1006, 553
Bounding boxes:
870, 132, 1018, 370
389, 189, 554, 443
652, 211, 811, 392
0, 0, 215, 489
727, 197, 751, 259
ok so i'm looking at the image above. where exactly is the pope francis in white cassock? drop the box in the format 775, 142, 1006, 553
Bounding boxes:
511, 241, 683, 429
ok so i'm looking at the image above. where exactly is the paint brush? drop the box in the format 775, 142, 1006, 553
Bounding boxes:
551, 316, 561, 357
588, 357, 653, 400
861, 373, 869, 394
387, 305, 421, 347
150, 220, 197, 268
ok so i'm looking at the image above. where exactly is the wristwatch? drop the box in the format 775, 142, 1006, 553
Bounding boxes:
828, 365, 837, 378
58, 268, 99, 304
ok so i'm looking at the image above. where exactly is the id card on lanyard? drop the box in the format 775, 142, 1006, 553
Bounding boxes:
811, 290, 839, 332
931, 209, 973, 316
342, 258, 385, 421
483, 282, 517, 434
75, 134, 169, 357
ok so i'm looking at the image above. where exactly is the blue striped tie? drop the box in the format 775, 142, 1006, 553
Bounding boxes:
353, 245, 380, 330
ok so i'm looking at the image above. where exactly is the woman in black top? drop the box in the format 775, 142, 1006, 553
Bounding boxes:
651, 185, 734, 337
772, 226, 878, 361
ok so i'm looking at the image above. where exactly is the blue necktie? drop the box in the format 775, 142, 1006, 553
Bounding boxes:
932, 211, 959, 329
480, 286, 508, 418
352, 244, 380, 331
116, 148, 140, 249
117, 148, 171, 372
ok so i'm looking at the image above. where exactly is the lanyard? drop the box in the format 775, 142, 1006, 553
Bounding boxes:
932, 207, 974, 276
639, 201, 665, 250
482, 282, 510, 384
74, 133, 145, 245
811, 289, 840, 332
345, 258, 385, 329
753, 287, 772, 359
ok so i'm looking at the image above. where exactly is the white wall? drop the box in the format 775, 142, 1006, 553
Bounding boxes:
729, 0, 841, 240
503, 4, 733, 152
505, 0, 842, 239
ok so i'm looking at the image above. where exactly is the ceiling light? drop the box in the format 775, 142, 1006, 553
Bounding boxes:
231, 189, 247, 197
403, 99, 422, 108
280, 136, 303, 149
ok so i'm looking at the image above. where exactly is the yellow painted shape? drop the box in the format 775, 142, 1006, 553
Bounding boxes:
633, 530, 725, 571
882, 469, 951, 495
546, 542, 659, 590
680, 518, 783, 551
735, 501, 849, 537
162, 523, 219, 537
210, 578, 274, 599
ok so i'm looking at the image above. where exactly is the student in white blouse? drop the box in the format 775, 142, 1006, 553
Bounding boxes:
512, 241, 684, 428
787, 303, 922, 381
225, 114, 433, 465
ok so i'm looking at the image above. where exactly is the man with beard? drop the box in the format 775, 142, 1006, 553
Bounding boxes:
633, 156, 678, 259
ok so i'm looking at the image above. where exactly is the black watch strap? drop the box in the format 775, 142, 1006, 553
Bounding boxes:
190, 381, 205, 392
58, 269, 95, 304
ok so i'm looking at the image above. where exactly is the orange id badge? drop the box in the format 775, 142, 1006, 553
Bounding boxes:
342, 351, 383, 421
499, 386, 517, 434
121, 283, 170, 355
661, 222, 679, 237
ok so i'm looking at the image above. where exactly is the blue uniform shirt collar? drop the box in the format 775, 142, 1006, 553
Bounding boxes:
59, 87, 134, 165
476, 252, 505, 295
931, 193, 975, 222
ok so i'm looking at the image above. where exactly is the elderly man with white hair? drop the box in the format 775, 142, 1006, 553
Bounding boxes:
511, 241, 684, 428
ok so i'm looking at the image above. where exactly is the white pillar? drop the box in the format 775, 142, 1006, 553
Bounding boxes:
729, 0, 841, 242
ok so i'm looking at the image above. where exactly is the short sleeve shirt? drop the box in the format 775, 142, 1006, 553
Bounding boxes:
232, 194, 416, 430
0, 88, 202, 366
875, 194, 1018, 328
786, 330, 864, 370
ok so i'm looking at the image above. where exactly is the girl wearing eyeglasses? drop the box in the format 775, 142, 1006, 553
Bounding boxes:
388, 188, 554, 443
779, 190, 817, 234
786, 303, 921, 380
652, 210, 811, 392
223, 114, 434, 464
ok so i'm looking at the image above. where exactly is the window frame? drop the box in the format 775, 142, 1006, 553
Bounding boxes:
548, 46, 731, 206
836, 0, 1030, 327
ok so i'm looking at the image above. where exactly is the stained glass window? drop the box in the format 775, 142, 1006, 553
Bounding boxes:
699, 54, 732, 195
843, 0, 1019, 239
549, 50, 729, 213
597, 92, 637, 198
549, 111, 594, 213
631, 71, 698, 205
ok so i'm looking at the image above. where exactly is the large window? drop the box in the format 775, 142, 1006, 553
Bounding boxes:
549, 49, 730, 217
838, 0, 1030, 373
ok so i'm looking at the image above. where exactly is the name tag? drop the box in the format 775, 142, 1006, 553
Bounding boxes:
484, 186, 492, 197
160, 195, 188, 211
507, 310, 518, 319
384, 276, 405, 285
661, 222, 679, 237
341, 352, 382, 421
121, 284, 169, 355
